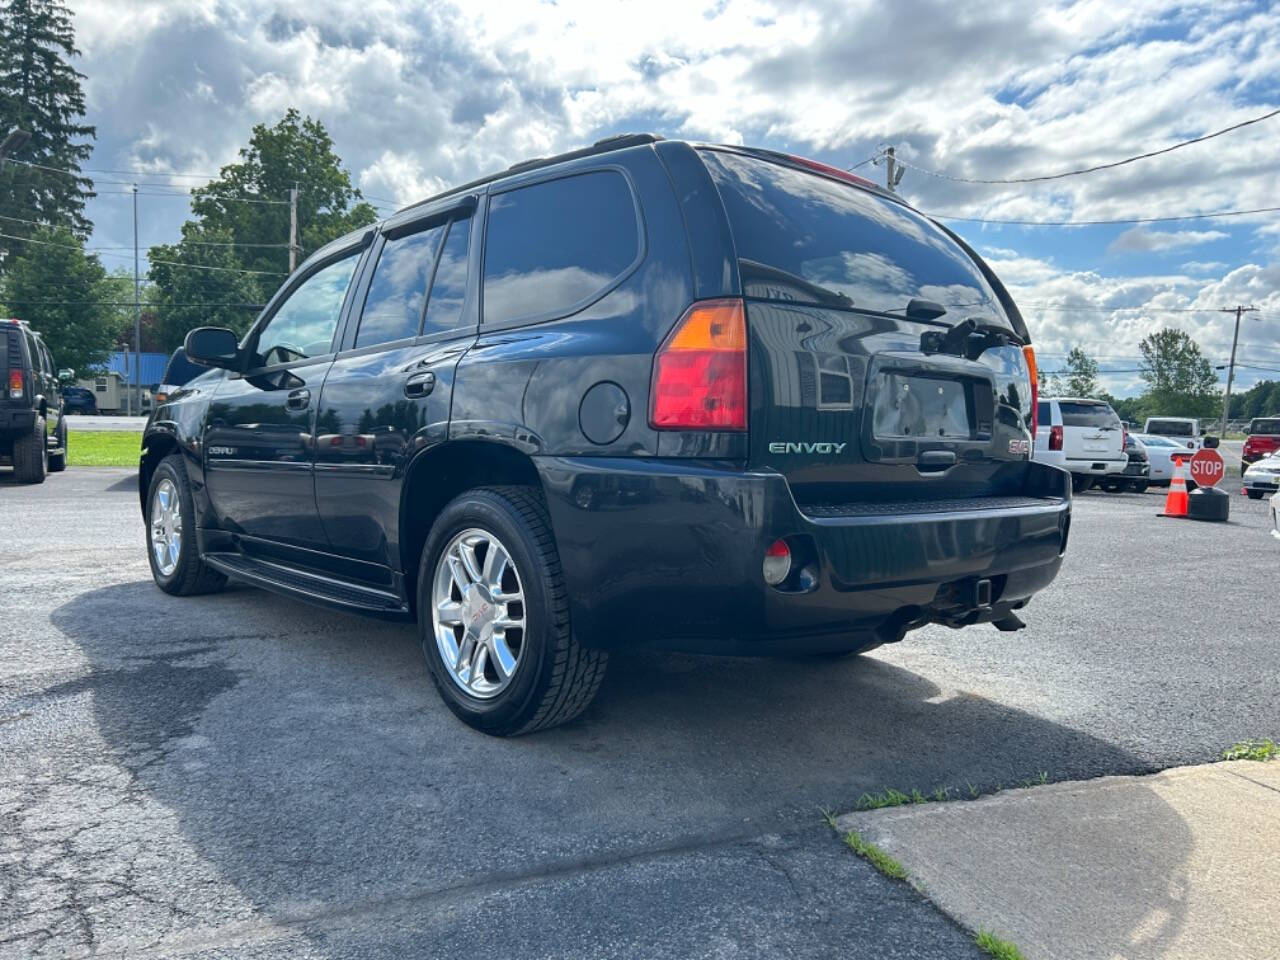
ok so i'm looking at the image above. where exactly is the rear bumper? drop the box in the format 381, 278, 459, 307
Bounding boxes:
1065, 457, 1126, 476
1112, 461, 1149, 479
536, 457, 1070, 654
0, 408, 36, 432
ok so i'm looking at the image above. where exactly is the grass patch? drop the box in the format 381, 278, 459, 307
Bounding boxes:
67, 430, 141, 467
975, 929, 1026, 960
1223, 739, 1278, 762
854, 772, 1049, 812
842, 831, 907, 880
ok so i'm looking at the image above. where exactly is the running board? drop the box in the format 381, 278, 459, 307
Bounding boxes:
204, 553, 411, 620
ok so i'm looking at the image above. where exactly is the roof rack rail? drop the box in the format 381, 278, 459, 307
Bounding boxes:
397, 133, 664, 216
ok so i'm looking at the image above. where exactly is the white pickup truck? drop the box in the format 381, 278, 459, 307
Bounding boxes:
1035, 397, 1127, 492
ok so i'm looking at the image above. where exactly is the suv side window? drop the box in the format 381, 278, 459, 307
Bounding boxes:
253, 252, 360, 368
423, 216, 472, 334
355, 224, 447, 348
482, 171, 638, 326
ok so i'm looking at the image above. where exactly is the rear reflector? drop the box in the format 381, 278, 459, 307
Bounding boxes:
649, 298, 747, 431
762, 538, 792, 586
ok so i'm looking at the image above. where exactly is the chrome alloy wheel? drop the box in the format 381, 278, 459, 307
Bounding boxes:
150, 478, 183, 576
431, 528, 526, 699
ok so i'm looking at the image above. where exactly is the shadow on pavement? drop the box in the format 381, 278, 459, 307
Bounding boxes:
45, 580, 1195, 958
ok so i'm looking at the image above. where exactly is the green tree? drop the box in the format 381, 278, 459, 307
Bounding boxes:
0, 226, 120, 373
1137, 328, 1220, 418
1062, 346, 1100, 397
148, 223, 263, 348
148, 110, 376, 347
0, 0, 96, 269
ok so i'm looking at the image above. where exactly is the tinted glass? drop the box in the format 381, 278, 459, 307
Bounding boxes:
1060, 401, 1119, 428
356, 226, 445, 348
702, 150, 1009, 326
1249, 418, 1280, 435
423, 217, 471, 334
1037, 401, 1050, 425
483, 172, 638, 325
1146, 419, 1194, 436
255, 253, 359, 367
162, 348, 204, 386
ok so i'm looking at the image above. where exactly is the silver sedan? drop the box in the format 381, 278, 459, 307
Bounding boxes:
1243, 452, 1280, 500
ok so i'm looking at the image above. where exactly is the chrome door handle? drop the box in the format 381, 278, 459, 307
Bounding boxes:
286, 388, 311, 410
405, 371, 435, 398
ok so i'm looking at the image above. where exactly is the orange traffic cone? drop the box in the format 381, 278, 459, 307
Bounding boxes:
1161, 457, 1189, 518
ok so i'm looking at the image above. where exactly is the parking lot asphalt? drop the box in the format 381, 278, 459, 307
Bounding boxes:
2, 467, 1276, 959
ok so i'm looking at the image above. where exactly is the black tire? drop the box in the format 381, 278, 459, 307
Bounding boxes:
1099, 480, 1122, 493
1247, 489, 1265, 500
48, 418, 67, 472
417, 485, 607, 736
1071, 475, 1094, 493
145, 453, 227, 596
1128, 480, 1149, 494
12, 415, 47, 484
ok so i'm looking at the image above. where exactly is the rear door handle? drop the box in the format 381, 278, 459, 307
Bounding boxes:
286, 388, 311, 410
405, 371, 435, 398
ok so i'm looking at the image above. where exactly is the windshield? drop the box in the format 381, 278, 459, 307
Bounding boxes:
1147, 419, 1194, 437
701, 150, 1011, 327
1249, 418, 1280, 436
1058, 401, 1119, 429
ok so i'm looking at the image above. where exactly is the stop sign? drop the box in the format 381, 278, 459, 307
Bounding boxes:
1189, 447, 1225, 488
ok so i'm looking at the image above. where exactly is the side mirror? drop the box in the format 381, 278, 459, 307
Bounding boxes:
58, 368, 75, 382
184, 327, 240, 370
1204, 435, 1220, 449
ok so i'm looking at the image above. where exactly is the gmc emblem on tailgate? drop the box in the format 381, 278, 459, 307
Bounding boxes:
1008, 439, 1031, 456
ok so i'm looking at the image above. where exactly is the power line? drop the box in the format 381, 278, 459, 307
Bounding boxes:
0, 231, 285, 275
887, 107, 1280, 184
928, 204, 1280, 226
0, 298, 263, 309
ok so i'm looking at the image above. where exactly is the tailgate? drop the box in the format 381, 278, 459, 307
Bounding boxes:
745, 300, 1036, 504
1058, 400, 1122, 460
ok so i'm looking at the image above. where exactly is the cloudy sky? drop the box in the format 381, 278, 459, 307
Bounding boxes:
67, 0, 1280, 395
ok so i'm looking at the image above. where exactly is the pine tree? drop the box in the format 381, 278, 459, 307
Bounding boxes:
0, 0, 96, 271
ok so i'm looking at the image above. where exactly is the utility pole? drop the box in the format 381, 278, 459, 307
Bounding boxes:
1219, 304, 1257, 434
883, 146, 906, 193
132, 184, 141, 418
289, 184, 299, 273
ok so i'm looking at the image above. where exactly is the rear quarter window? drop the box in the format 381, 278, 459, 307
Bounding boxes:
700, 150, 1010, 327
482, 170, 640, 326
1249, 418, 1280, 435
1147, 419, 1193, 436
1059, 401, 1119, 428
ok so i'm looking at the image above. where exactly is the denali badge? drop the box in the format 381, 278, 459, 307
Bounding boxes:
768, 441, 848, 455
208, 446, 237, 456
1008, 439, 1031, 456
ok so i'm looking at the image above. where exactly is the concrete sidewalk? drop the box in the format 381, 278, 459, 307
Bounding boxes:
65, 414, 146, 431
835, 761, 1280, 960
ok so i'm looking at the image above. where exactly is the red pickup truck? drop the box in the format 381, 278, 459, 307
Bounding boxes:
1242, 417, 1280, 472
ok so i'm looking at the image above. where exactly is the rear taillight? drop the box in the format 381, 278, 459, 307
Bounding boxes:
649, 298, 747, 431
1122, 427, 1129, 452
1049, 425, 1063, 451
762, 538, 792, 586
8, 369, 22, 399
1244, 437, 1256, 455
1023, 345, 1038, 435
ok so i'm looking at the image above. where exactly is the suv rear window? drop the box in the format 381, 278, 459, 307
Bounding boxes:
1248, 418, 1280, 435
700, 150, 1009, 326
1147, 419, 1194, 436
1059, 401, 1119, 428
482, 171, 639, 326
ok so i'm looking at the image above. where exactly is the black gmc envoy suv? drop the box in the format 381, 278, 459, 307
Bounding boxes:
140, 135, 1070, 735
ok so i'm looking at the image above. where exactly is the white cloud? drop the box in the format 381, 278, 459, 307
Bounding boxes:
1107, 228, 1228, 253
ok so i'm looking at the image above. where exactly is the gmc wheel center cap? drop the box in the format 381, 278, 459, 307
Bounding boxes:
463, 585, 494, 634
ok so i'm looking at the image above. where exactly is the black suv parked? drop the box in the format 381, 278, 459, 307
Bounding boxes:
2, 318, 67, 483
140, 135, 1070, 735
